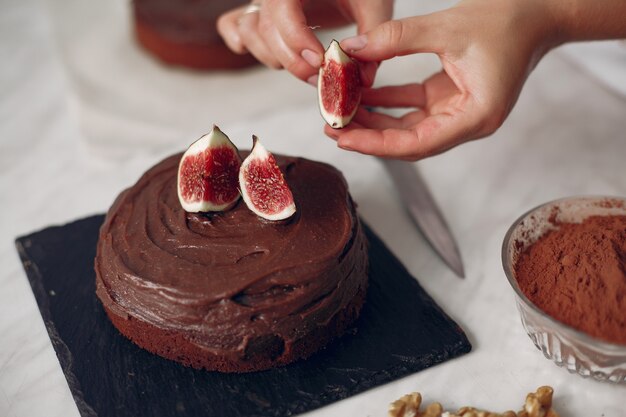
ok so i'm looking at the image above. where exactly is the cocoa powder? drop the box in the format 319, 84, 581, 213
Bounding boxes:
514, 215, 626, 345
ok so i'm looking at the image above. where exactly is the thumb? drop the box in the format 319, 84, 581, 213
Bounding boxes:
340, 15, 444, 62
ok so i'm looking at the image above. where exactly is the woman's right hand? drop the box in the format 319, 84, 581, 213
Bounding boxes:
326, 0, 562, 160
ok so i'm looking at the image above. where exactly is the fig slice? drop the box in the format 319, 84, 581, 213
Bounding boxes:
177, 125, 242, 213
318, 39, 361, 129
239, 137, 296, 221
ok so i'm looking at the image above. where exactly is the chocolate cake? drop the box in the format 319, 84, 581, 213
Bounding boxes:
95, 153, 368, 372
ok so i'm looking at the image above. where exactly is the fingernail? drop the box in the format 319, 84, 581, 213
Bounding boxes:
326, 130, 338, 140
301, 49, 322, 68
337, 139, 353, 150
341, 35, 367, 53
230, 32, 239, 45
307, 74, 318, 86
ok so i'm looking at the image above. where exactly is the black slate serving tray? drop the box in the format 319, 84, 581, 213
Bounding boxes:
16, 214, 471, 417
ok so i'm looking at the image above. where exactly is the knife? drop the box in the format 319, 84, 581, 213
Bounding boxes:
381, 159, 465, 278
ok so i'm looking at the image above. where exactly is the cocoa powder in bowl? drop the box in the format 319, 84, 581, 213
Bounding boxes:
514, 213, 626, 346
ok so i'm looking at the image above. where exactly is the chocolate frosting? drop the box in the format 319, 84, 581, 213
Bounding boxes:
95, 153, 368, 360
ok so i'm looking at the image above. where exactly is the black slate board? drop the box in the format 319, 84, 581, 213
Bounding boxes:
15, 215, 471, 417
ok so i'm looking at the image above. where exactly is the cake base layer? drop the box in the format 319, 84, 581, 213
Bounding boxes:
104, 280, 366, 372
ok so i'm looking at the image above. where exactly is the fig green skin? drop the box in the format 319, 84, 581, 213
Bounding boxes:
318, 40, 361, 129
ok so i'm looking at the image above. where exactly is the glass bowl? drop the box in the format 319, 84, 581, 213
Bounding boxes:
502, 196, 626, 383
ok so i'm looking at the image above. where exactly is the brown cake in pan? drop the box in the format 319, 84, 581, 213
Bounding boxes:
132, 0, 257, 69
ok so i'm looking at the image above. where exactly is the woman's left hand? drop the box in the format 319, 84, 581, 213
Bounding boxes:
217, 0, 393, 85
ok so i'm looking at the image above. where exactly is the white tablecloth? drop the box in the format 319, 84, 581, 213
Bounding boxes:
1, 0, 625, 416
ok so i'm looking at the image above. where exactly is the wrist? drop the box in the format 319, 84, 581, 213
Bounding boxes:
543, 0, 626, 43
510, 0, 564, 63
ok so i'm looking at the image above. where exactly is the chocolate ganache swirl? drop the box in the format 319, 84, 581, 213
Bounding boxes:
95, 153, 368, 360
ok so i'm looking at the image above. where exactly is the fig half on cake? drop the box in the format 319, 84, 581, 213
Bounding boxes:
177, 125, 242, 213
239, 137, 296, 221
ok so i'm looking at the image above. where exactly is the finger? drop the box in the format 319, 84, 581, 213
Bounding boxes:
326, 108, 426, 142
264, 0, 325, 80
324, 107, 426, 142
325, 120, 366, 142
216, 7, 248, 54
330, 111, 480, 160
331, 126, 432, 159
353, 107, 427, 129
340, 15, 445, 61
342, 0, 393, 87
325, 124, 418, 160
359, 61, 378, 88
360, 83, 426, 108
257, 8, 318, 81
238, 12, 282, 69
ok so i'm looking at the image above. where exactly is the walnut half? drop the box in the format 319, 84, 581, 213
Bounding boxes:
388, 392, 443, 417
388, 386, 559, 417
389, 392, 422, 417
518, 386, 559, 417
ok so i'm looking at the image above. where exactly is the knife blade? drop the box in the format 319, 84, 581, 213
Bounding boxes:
381, 159, 465, 278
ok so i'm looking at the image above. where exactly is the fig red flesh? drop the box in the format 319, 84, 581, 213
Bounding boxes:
177, 126, 242, 213
318, 40, 361, 129
242, 155, 292, 215
320, 59, 360, 117
239, 138, 296, 221
178, 146, 240, 205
